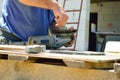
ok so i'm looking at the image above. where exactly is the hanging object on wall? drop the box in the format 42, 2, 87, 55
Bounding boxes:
97, 0, 103, 7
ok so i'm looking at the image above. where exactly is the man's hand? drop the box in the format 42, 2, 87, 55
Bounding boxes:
53, 7, 68, 27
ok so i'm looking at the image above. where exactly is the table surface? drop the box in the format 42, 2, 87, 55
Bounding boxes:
0, 49, 120, 63
93, 31, 120, 36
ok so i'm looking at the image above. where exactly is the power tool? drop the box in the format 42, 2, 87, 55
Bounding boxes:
28, 21, 77, 49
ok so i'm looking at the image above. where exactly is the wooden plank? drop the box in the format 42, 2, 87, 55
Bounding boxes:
0, 45, 120, 68
0, 60, 120, 80
8, 54, 28, 62
0, 50, 120, 63
0, 45, 119, 63
0, 45, 26, 50
0, 50, 120, 68
105, 41, 120, 53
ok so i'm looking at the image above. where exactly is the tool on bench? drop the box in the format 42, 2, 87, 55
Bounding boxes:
28, 21, 77, 49
49, 50, 105, 55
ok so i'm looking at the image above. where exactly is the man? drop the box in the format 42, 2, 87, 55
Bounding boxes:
0, 0, 74, 47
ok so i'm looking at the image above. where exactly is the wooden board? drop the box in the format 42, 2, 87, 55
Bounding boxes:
0, 45, 119, 62
0, 49, 120, 62
0, 45, 120, 68
0, 49, 120, 68
0, 60, 120, 80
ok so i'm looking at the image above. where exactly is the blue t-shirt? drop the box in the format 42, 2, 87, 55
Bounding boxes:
0, 0, 55, 41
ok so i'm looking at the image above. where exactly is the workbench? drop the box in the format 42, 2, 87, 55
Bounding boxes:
93, 31, 120, 52
0, 46, 120, 80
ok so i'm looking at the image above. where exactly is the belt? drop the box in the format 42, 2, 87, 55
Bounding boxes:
0, 28, 22, 41
0, 28, 27, 45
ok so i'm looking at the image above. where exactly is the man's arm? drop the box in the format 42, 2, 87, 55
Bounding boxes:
19, 0, 68, 27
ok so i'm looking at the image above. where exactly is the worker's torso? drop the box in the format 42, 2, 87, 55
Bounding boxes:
0, 0, 54, 41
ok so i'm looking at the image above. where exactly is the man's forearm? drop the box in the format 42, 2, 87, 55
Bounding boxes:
19, 0, 61, 11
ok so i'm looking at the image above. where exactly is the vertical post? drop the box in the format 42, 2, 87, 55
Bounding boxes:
75, 0, 90, 51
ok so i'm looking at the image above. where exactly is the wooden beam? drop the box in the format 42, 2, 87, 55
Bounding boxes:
0, 60, 119, 80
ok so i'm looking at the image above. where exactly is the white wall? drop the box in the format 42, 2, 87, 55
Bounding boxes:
0, 0, 3, 14
91, 2, 120, 41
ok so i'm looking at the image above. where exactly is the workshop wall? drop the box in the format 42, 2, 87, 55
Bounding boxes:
91, 2, 120, 33
0, 0, 3, 14
91, 2, 120, 43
